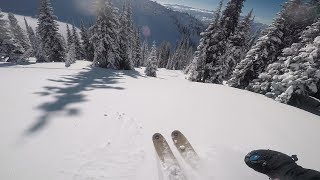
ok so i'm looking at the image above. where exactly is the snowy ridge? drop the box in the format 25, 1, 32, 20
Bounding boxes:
0, 61, 320, 180
3, 12, 79, 39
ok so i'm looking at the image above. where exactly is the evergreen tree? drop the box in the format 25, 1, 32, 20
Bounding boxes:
8, 13, 30, 51
119, 4, 133, 70
34, 30, 47, 62
72, 25, 83, 60
221, 9, 254, 79
37, 0, 65, 62
125, 2, 135, 63
133, 28, 142, 67
80, 21, 94, 61
24, 18, 35, 52
248, 19, 320, 103
91, 0, 121, 68
157, 41, 171, 68
228, 0, 316, 88
118, 2, 136, 70
66, 24, 73, 48
141, 40, 149, 66
202, 0, 245, 84
145, 41, 158, 77
65, 42, 76, 67
0, 9, 23, 62
187, 0, 224, 82
0, 9, 13, 54
167, 37, 193, 70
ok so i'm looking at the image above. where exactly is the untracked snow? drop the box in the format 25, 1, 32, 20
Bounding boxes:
0, 61, 320, 180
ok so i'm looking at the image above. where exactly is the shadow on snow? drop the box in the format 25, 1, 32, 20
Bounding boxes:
25, 67, 142, 135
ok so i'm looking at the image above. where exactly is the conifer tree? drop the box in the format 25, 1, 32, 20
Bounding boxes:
72, 25, 83, 60
248, 19, 320, 103
133, 28, 142, 67
119, 4, 133, 70
66, 24, 73, 48
228, 0, 316, 88
0, 9, 14, 53
37, 0, 65, 62
157, 41, 171, 68
145, 42, 158, 77
141, 40, 149, 66
167, 37, 193, 70
0, 9, 24, 62
80, 22, 94, 61
65, 42, 76, 67
221, 9, 254, 79
118, 2, 136, 70
8, 13, 30, 51
187, 0, 224, 82
91, 0, 121, 68
203, 0, 245, 83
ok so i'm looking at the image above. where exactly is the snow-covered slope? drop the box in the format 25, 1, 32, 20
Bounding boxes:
0, 61, 319, 180
3, 13, 80, 39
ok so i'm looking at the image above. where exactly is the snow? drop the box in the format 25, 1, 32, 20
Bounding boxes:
0, 61, 320, 180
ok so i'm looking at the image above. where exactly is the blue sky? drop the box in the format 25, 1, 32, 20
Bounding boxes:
156, 0, 287, 24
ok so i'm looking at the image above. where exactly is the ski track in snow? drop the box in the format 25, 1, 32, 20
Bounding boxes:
63, 112, 146, 180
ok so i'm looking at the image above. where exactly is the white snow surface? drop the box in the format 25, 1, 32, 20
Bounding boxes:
0, 61, 320, 180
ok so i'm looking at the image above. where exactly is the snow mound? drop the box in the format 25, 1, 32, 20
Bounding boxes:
0, 61, 319, 180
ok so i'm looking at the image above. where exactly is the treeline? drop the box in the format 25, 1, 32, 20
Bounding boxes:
187, 0, 320, 104
0, 0, 195, 77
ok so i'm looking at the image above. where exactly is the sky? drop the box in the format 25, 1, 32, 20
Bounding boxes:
155, 0, 287, 24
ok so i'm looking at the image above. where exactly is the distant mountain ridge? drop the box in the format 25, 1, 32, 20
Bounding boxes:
0, 0, 206, 46
164, 4, 268, 32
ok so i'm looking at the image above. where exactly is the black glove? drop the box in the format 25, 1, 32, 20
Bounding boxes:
245, 149, 320, 180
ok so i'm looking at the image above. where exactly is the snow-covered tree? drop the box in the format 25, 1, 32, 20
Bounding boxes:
80, 22, 94, 61
24, 18, 36, 53
37, 0, 65, 62
228, 0, 316, 89
8, 13, 30, 51
188, 0, 245, 83
145, 42, 158, 77
141, 40, 149, 66
167, 37, 193, 70
118, 2, 136, 70
248, 19, 320, 103
65, 42, 76, 67
187, 0, 224, 82
201, 0, 245, 84
133, 28, 142, 67
157, 41, 171, 68
220, 9, 254, 79
66, 24, 73, 48
0, 10, 13, 54
72, 25, 83, 60
119, 5, 133, 70
0, 9, 24, 62
91, 0, 121, 68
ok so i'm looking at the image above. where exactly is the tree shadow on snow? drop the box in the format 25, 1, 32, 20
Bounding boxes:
25, 67, 142, 135
0, 61, 36, 68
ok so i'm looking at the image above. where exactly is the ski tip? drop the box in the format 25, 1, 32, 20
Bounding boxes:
171, 130, 182, 139
152, 133, 163, 141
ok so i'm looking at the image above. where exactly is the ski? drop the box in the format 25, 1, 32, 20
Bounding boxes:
152, 133, 186, 180
171, 130, 200, 169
